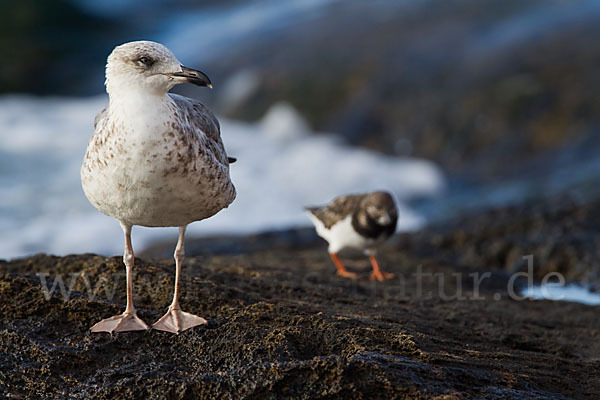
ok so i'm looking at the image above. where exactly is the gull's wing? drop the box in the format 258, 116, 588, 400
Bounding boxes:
94, 105, 108, 129
168, 93, 235, 166
306, 194, 363, 229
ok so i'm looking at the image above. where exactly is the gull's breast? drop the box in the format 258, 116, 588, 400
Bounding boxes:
81, 117, 235, 227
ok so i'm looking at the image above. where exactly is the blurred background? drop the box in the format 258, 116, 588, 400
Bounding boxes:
1, 0, 600, 259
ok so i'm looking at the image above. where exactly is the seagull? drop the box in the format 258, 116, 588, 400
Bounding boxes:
306, 191, 398, 281
81, 40, 236, 334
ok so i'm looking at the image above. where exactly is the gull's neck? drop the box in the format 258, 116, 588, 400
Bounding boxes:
106, 87, 176, 139
108, 87, 173, 117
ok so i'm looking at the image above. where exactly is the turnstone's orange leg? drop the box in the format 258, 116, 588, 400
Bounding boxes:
369, 254, 395, 281
329, 252, 358, 279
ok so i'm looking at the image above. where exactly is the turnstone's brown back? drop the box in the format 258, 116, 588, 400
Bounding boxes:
306, 191, 398, 251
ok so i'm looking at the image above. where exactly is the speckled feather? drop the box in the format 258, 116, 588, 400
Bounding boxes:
306, 194, 363, 229
81, 41, 236, 334
82, 94, 235, 227
306, 191, 398, 253
81, 43, 235, 228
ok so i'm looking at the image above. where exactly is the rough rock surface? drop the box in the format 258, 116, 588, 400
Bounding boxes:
1, 198, 598, 399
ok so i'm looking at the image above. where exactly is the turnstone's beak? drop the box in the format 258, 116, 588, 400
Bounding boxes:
170, 66, 213, 88
376, 211, 392, 226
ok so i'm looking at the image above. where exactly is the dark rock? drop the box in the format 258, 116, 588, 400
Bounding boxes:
140, 227, 322, 259
404, 194, 600, 286
1, 196, 599, 398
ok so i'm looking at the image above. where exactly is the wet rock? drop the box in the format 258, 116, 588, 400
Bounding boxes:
404, 194, 600, 286
1, 196, 599, 398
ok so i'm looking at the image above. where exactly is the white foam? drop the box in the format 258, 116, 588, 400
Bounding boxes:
522, 284, 600, 306
0, 96, 444, 259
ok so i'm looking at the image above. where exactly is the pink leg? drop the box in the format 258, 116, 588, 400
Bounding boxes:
153, 226, 207, 334
90, 223, 149, 333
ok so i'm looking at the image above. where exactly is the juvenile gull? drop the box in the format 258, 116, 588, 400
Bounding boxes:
81, 40, 236, 334
306, 191, 397, 281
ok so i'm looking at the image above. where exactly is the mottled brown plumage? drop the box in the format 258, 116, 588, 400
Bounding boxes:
307, 194, 362, 229
306, 191, 398, 281
81, 40, 236, 334
307, 191, 397, 237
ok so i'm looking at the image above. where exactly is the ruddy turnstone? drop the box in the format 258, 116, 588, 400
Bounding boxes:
81, 41, 236, 334
306, 191, 398, 281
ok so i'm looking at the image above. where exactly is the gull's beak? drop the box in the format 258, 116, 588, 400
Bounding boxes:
170, 65, 213, 88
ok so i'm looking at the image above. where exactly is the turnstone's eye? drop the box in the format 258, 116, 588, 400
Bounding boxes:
137, 56, 154, 67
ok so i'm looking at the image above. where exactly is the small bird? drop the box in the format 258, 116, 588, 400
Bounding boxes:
81, 41, 236, 334
306, 191, 398, 281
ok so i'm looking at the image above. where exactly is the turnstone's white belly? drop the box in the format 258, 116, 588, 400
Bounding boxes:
308, 213, 376, 253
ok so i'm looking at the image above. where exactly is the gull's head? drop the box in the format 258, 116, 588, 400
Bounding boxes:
105, 40, 212, 96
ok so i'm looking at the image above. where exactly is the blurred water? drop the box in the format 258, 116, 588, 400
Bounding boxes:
73, 0, 344, 65
74, 0, 421, 68
0, 96, 444, 259
522, 284, 600, 306
159, 0, 340, 63
73, 0, 600, 65
470, 0, 600, 56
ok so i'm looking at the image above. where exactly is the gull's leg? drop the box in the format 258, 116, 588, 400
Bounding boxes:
153, 226, 207, 334
90, 223, 149, 333
329, 252, 358, 279
368, 251, 395, 281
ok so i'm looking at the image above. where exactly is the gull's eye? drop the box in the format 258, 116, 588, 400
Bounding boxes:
137, 56, 154, 67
